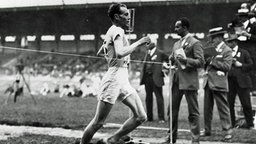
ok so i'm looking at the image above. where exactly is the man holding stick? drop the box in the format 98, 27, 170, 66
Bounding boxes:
163, 17, 204, 144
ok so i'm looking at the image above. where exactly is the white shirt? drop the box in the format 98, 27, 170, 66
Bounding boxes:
216, 41, 224, 52
237, 21, 249, 41
148, 47, 156, 56
105, 25, 130, 68
232, 45, 238, 57
243, 20, 249, 29
181, 33, 190, 47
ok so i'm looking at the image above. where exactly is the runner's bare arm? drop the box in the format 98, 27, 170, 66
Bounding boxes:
114, 36, 150, 57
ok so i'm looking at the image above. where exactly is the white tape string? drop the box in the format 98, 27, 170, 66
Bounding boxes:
0, 46, 168, 65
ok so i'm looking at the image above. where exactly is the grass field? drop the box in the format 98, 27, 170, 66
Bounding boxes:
0, 74, 256, 143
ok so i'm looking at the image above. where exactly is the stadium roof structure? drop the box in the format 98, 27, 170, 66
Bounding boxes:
0, 0, 244, 11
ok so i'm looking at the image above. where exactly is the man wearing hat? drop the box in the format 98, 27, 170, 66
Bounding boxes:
201, 27, 233, 140
236, 8, 256, 96
225, 33, 254, 129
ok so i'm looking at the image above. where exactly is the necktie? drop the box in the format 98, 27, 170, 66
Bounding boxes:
148, 50, 153, 56
232, 47, 239, 57
180, 37, 186, 49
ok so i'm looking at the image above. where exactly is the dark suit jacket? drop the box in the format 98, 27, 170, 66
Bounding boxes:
172, 34, 204, 90
205, 42, 233, 92
140, 48, 169, 87
238, 21, 256, 58
228, 47, 253, 88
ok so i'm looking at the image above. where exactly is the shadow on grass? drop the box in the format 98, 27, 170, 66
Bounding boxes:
0, 119, 83, 130
0, 133, 81, 144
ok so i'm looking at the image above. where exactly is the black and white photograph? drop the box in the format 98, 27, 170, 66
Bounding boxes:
0, 0, 255, 144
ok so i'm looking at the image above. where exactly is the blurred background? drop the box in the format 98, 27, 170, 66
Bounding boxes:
0, 0, 243, 76
1, 0, 256, 143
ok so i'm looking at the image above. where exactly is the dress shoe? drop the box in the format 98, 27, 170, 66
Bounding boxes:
224, 134, 232, 141
251, 91, 256, 96
247, 124, 255, 130
248, 126, 254, 130
121, 135, 134, 144
192, 138, 200, 144
159, 120, 165, 124
200, 131, 211, 137
121, 135, 132, 141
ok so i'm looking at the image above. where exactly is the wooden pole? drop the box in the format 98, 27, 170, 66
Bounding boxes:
127, 8, 135, 141
168, 59, 173, 144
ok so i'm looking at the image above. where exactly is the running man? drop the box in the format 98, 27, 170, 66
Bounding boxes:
80, 3, 151, 144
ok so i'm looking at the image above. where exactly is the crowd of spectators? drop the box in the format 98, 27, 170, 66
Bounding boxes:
1, 48, 148, 99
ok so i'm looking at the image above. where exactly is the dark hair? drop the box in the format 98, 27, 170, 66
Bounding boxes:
108, 3, 127, 21
178, 17, 190, 29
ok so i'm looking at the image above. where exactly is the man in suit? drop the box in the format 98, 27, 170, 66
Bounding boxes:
140, 37, 169, 123
236, 10, 256, 95
163, 17, 204, 144
201, 27, 233, 140
225, 33, 254, 129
